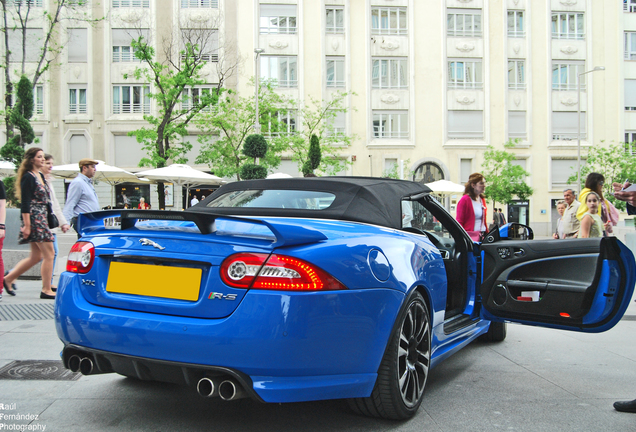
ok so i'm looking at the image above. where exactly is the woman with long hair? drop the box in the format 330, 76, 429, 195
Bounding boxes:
3, 148, 56, 299
42, 154, 71, 291
456, 173, 488, 241
576, 172, 616, 235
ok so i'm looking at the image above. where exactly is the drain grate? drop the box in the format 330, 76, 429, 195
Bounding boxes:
0, 303, 54, 321
0, 360, 81, 381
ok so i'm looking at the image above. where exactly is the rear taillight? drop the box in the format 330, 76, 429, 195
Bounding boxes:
220, 253, 347, 291
67, 242, 95, 274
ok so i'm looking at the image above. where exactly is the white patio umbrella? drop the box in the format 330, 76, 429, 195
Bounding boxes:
424, 179, 465, 195
266, 172, 294, 179
135, 164, 225, 209
0, 161, 16, 177
52, 160, 141, 205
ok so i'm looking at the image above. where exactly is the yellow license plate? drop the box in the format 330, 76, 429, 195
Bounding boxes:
106, 262, 202, 301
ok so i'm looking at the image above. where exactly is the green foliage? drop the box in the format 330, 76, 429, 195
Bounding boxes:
1, 76, 33, 166
273, 91, 356, 176
239, 164, 268, 180
195, 80, 287, 180
127, 33, 221, 207
481, 140, 534, 207
2, 176, 19, 208
243, 134, 268, 160
566, 141, 636, 211
302, 134, 321, 176
382, 159, 413, 180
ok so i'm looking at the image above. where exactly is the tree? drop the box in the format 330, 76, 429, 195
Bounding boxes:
1, 74, 34, 165
566, 141, 636, 211
1, 0, 98, 151
240, 134, 268, 180
127, 24, 237, 209
481, 140, 533, 208
274, 91, 356, 175
195, 80, 288, 180
302, 134, 321, 176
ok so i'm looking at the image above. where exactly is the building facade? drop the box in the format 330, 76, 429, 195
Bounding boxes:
1, 0, 626, 234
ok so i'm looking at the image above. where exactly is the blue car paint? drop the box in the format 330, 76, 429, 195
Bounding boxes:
56, 215, 492, 401
55, 271, 405, 401
480, 241, 636, 333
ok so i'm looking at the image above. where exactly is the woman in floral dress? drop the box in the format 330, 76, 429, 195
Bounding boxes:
3, 148, 56, 299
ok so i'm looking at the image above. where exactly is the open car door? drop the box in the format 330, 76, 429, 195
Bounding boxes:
480, 237, 636, 332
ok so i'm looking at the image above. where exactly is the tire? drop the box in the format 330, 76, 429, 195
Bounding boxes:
348, 291, 431, 420
479, 321, 507, 342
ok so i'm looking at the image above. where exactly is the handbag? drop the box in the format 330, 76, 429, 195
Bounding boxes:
40, 172, 59, 229
47, 203, 59, 229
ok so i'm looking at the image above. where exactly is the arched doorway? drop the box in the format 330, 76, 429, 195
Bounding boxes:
413, 162, 444, 184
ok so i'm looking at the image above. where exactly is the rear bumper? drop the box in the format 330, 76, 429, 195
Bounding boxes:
55, 273, 405, 402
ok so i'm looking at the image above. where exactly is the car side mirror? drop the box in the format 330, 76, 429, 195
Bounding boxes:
482, 223, 533, 243
500, 223, 533, 240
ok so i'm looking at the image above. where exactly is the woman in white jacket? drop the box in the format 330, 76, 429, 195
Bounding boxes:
43, 154, 70, 290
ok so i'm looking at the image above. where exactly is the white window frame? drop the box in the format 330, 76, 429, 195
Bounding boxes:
447, 10, 482, 37
448, 60, 483, 89
508, 111, 527, 139
327, 110, 346, 136
112, 85, 151, 114
625, 0, 636, 12
182, 86, 215, 112
551, 13, 585, 40
552, 62, 585, 91
326, 57, 345, 88
7, 0, 43, 6
626, 79, 636, 110
371, 7, 407, 35
625, 132, 636, 155
552, 111, 585, 140
625, 32, 636, 60
326, 6, 344, 34
508, 60, 525, 90
550, 159, 577, 190
260, 56, 298, 88
448, 110, 484, 139
180, 29, 219, 63
260, 5, 297, 34
372, 111, 409, 139
263, 110, 297, 137
181, 0, 218, 8
112, 0, 149, 7
69, 87, 87, 114
34, 85, 44, 115
372, 58, 408, 89
507, 10, 524, 37
112, 45, 139, 62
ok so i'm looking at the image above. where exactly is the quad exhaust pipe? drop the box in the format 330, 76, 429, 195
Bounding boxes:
66, 354, 106, 376
196, 377, 246, 401
219, 379, 246, 401
196, 377, 221, 398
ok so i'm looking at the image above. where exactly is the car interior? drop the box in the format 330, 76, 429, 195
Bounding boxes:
402, 196, 475, 321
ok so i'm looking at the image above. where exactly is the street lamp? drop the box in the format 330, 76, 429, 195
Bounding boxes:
577, 66, 605, 195
254, 48, 264, 134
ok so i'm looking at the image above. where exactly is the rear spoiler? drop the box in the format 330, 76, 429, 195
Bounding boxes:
78, 210, 328, 248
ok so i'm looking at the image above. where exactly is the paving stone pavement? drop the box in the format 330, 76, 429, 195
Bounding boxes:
1, 233, 636, 431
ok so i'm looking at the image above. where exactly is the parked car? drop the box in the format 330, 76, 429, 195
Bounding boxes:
55, 177, 635, 420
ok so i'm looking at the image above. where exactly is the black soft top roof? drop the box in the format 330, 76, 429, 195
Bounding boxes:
191, 176, 432, 229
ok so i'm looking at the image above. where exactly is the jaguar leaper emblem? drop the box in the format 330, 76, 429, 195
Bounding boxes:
139, 238, 165, 250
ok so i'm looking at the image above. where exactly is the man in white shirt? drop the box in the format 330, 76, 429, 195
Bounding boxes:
560, 188, 580, 238
190, 195, 199, 207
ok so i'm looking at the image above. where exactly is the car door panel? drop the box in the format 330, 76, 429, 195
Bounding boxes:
480, 237, 635, 332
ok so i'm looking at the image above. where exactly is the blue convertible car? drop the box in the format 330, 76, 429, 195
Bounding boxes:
55, 177, 636, 419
